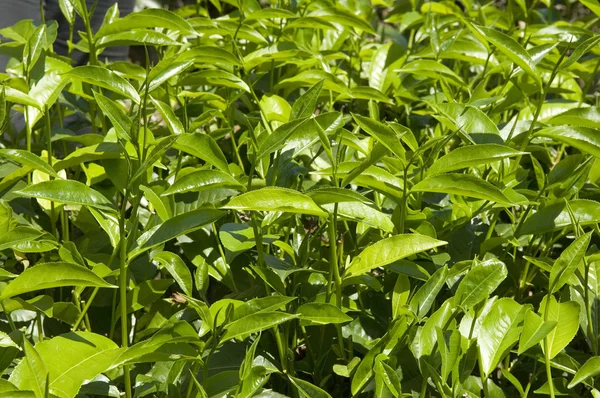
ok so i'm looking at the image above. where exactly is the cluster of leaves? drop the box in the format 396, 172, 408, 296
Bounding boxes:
1, 0, 600, 396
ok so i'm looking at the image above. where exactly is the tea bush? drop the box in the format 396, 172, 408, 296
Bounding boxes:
0, 0, 600, 397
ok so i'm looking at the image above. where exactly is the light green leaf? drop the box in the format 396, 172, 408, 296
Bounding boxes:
568, 356, 600, 388
518, 310, 557, 354
22, 339, 48, 398
173, 133, 230, 173
519, 200, 600, 236
289, 376, 332, 398
290, 80, 324, 120
411, 174, 513, 204
96, 8, 196, 38
392, 274, 410, 320
0, 262, 113, 301
478, 298, 527, 376
223, 187, 327, 217
549, 232, 591, 293
428, 144, 526, 175
322, 202, 394, 233
408, 266, 449, 320
306, 187, 372, 205
455, 260, 507, 310
93, 92, 132, 141
152, 98, 185, 135
474, 26, 542, 86
540, 296, 580, 359
222, 312, 296, 341
9, 332, 121, 398
0, 149, 59, 178
352, 114, 406, 161
64, 66, 140, 104
345, 234, 446, 278
136, 208, 225, 250
153, 251, 193, 297
163, 170, 244, 196
15, 180, 116, 212
295, 303, 352, 325
536, 126, 600, 158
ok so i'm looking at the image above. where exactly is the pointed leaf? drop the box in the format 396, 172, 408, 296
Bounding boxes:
64, 66, 140, 104
345, 234, 446, 278
518, 310, 557, 354
428, 144, 526, 175
0, 262, 113, 301
411, 174, 513, 204
15, 180, 116, 212
549, 232, 591, 293
295, 303, 352, 325
540, 296, 580, 359
223, 187, 327, 217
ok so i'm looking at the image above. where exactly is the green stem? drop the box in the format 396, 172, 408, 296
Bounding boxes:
543, 294, 555, 398
118, 191, 132, 398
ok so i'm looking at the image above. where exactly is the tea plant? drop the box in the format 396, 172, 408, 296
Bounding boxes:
0, 0, 600, 396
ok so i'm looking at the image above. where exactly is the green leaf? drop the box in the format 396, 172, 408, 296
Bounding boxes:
22, 339, 48, 398
536, 126, 600, 158
306, 187, 372, 205
153, 251, 193, 297
474, 26, 542, 86
392, 274, 410, 320
295, 303, 352, 325
93, 92, 132, 141
257, 118, 311, 158
519, 200, 600, 236
152, 98, 185, 135
399, 59, 464, 86
9, 332, 121, 398
136, 208, 225, 251
549, 232, 591, 293
518, 310, 557, 354
96, 8, 196, 38
290, 80, 324, 120
173, 133, 230, 173
0, 227, 44, 251
352, 114, 406, 161
222, 312, 296, 341
64, 66, 140, 104
478, 298, 527, 376
0, 262, 113, 301
289, 376, 332, 398
223, 187, 327, 217
568, 356, 600, 388
0, 149, 59, 178
540, 296, 580, 359
436, 328, 461, 381
308, 7, 374, 34
560, 35, 600, 70
547, 107, 600, 130
15, 180, 116, 212
428, 144, 526, 175
411, 174, 513, 204
178, 70, 250, 92
162, 170, 244, 196
131, 135, 180, 183
408, 266, 449, 320
455, 260, 507, 310
146, 59, 194, 93
96, 30, 180, 49
345, 234, 446, 278
322, 202, 394, 233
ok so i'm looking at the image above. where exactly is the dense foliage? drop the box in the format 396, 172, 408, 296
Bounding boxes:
0, 0, 600, 397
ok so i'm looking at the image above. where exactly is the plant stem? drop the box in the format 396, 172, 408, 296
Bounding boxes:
543, 294, 555, 398
118, 191, 132, 398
